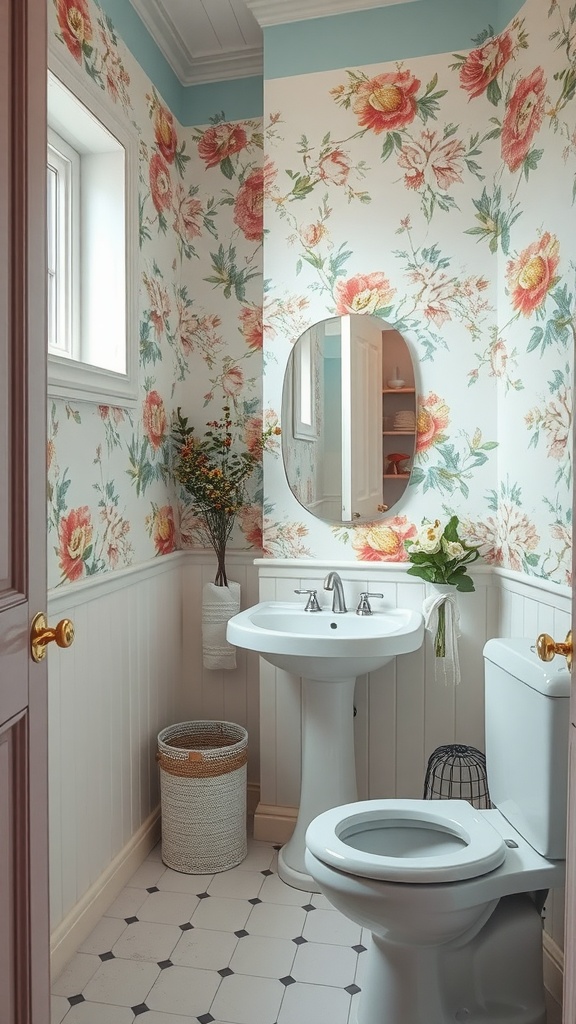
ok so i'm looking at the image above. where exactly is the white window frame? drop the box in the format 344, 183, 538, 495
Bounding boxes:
47, 129, 80, 360
47, 48, 138, 407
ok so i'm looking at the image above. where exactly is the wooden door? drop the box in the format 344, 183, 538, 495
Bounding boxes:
341, 314, 383, 521
0, 0, 51, 1020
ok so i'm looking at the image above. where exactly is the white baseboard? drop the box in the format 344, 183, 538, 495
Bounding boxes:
50, 808, 161, 980
544, 931, 564, 1008
254, 802, 297, 844
247, 782, 260, 819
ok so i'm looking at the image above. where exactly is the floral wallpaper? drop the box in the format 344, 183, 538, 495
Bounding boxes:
47, 0, 265, 588
261, 0, 575, 585
48, 0, 574, 591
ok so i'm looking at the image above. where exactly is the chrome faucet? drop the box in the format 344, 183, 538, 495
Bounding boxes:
324, 571, 347, 614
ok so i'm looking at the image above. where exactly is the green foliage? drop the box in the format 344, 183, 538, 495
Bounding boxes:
405, 515, 480, 590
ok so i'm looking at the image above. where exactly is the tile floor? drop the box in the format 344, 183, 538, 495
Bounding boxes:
51, 835, 563, 1024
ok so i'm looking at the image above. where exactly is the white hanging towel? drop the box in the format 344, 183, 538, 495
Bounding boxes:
202, 581, 241, 670
422, 590, 461, 686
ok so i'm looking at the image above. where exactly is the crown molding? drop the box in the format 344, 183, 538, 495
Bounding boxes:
245, 0, 414, 27
129, 0, 263, 85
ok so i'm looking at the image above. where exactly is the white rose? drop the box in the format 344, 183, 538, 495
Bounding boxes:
442, 539, 465, 560
416, 522, 442, 554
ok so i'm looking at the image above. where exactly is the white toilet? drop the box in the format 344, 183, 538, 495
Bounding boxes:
304, 638, 570, 1024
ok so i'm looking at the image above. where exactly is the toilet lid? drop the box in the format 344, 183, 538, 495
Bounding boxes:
306, 799, 506, 883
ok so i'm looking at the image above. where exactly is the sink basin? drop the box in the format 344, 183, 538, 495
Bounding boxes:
227, 601, 424, 679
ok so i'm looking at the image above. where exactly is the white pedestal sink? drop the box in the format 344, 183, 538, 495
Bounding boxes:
227, 600, 424, 891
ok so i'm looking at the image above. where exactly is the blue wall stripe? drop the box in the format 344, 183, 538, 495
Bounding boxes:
97, 0, 524, 123
264, 0, 525, 80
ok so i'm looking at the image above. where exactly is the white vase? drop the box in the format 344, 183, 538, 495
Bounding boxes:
201, 581, 241, 670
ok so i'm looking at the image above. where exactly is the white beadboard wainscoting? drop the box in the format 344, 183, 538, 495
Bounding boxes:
47, 552, 570, 997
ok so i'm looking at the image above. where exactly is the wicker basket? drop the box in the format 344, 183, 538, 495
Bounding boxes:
157, 720, 248, 873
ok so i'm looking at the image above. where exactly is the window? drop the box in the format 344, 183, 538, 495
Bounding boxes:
47, 52, 138, 405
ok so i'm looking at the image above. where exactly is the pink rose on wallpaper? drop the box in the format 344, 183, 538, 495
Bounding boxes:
233, 167, 263, 241
501, 68, 546, 172
173, 186, 203, 242
318, 149, 351, 186
398, 131, 465, 192
467, 507, 539, 573
239, 305, 263, 351
143, 273, 171, 336
416, 393, 450, 454
143, 390, 167, 449
352, 70, 420, 134
198, 123, 248, 169
151, 505, 176, 556
489, 340, 509, 378
154, 103, 178, 163
352, 516, 417, 562
244, 415, 264, 457
100, 505, 132, 569
459, 32, 513, 99
222, 365, 244, 397
58, 506, 93, 582
506, 232, 559, 316
334, 273, 396, 315
149, 153, 173, 213
300, 222, 327, 247
239, 504, 263, 549
56, 0, 93, 64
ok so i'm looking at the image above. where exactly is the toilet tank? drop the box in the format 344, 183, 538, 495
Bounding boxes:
483, 637, 570, 859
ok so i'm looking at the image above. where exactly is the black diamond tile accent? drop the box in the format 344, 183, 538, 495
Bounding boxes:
352, 943, 367, 953
248, 897, 262, 905
218, 967, 234, 978
180, 922, 194, 931
146, 885, 159, 893
99, 951, 115, 962
68, 995, 85, 1007
158, 959, 173, 970
279, 976, 296, 987
345, 984, 361, 996
197, 1014, 215, 1024
292, 935, 307, 945
301, 903, 315, 912
261, 869, 273, 876
125, 915, 139, 924
197, 891, 211, 899
234, 929, 249, 938
131, 1004, 149, 1016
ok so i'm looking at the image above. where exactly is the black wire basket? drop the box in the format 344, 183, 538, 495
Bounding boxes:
423, 743, 491, 809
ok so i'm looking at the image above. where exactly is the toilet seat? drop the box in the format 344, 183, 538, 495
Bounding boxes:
305, 799, 506, 884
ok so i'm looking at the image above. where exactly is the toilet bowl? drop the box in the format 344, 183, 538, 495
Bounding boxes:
304, 639, 570, 1024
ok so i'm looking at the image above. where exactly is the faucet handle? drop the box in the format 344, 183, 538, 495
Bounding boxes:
294, 589, 322, 612
356, 592, 384, 616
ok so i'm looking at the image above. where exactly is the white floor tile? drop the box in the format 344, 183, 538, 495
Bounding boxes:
229, 933, 296, 979
52, 953, 102, 996
191, 896, 251, 933
127, 860, 167, 888
156, 866, 214, 894
292, 941, 358, 987
210, 973, 284, 1024
105, 886, 149, 919
240, 840, 276, 871
137, 890, 199, 925
145, 964, 220, 1016
302, 907, 362, 946
78, 917, 128, 955
111, 920, 182, 962
170, 926, 238, 970
259, 873, 312, 906
246, 900, 306, 940
134, 1013, 198, 1024
82, 957, 160, 1006
59, 1001, 136, 1023
50, 994, 71, 1023
207, 867, 265, 900
310, 891, 334, 910
147, 842, 164, 861
277, 982, 351, 1024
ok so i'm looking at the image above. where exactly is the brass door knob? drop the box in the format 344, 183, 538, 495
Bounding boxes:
536, 630, 572, 672
30, 612, 75, 663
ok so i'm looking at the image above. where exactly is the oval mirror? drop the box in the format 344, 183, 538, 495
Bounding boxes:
281, 314, 417, 525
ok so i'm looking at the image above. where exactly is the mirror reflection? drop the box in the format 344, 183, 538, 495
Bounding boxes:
282, 314, 417, 525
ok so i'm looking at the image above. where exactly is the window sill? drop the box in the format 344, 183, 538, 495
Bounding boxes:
48, 353, 138, 408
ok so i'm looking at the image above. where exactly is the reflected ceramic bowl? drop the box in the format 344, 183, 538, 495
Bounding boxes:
387, 378, 406, 389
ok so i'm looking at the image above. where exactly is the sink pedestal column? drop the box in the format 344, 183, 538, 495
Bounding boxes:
277, 676, 357, 892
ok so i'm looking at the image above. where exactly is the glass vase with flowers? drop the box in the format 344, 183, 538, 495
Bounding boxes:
405, 516, 479, 657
